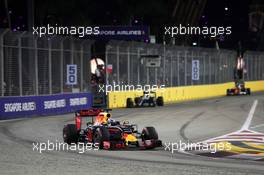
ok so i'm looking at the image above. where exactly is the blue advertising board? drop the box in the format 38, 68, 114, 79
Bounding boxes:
0, 93, 93, 120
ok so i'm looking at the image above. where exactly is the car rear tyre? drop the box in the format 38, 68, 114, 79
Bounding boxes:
149, 97, 156, 107
156, 96, 164, 106
141, 126, 158, 140
226, 89, 231, 96
134, 97, 141, 107
63, 124, 78, 144
126, 98, 134, 108
246, 88, 251, 95
93, 126, 110, 149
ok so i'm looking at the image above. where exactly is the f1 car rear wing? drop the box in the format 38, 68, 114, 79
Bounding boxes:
75, 108, 112, 130
75, 108, 112, 117
75, 108, 103, 117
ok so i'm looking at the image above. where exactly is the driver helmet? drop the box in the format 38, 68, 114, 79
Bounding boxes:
95, 112, 111, 125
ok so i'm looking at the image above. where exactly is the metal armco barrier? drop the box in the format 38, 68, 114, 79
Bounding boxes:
0, 92, 93, 119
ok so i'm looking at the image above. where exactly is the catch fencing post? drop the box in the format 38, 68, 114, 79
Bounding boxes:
203, 54, 206, 84
0, 29, 9, 96
215, 55, 218, 83
127, 46, 130, 84
18, 32, 26, 96
48, 38, 52, 94
163, 44, 166, 85
137, 48, 144, 84
170, 53, 173, 87
245, 54, 249, 81
258, 55, 261, 80
184, 51, 187, 86
262, 55, 264, 79
117, 46, 120, 84
80, 41, 84, 91
34, 37, 39, 95
177, 51, 180, 86
105, 45, 109, 85
191, 51, 194, 85
70, 38, 74, 92
146, 67, 149, 85
250, 55, 253, 80
209, 55, 212, 84
60, 38, 65, 93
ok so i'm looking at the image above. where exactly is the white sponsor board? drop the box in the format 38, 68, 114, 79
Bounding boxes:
192, 60, 200, 81
4, 102, 36, 112
66, 64, 77, 85
44, 99, 66, 109
69, 97, 87, 106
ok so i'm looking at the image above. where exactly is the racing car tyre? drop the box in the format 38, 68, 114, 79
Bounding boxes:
156, 96, 164, 106
141, 126, 158, 140
149, 97, 156, 107
93, 126, 110, 149
134, 97, 141, 106
226, 89, 231, 96
126, 98, 134, 108
246, 88, 251, 95
63, 124, 78, 144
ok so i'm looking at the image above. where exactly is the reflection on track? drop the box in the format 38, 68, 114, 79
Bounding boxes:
183, 99, 264, 161
184, 129, 264, 161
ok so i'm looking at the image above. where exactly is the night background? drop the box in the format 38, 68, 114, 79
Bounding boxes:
0, 0, 263, 51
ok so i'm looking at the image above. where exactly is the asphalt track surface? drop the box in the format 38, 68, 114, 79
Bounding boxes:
1, 93, 264, 175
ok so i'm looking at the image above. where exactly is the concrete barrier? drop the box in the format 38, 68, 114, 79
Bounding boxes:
108, 81, 264, 108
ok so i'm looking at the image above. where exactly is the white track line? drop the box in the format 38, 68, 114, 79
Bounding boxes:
240, 100, 258, 131
0, 118, 25, 123
198, 100, 259, 144
178, 100, 262, 157
251, 123, 264, 129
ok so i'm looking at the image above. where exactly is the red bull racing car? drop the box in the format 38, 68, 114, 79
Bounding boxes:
227, 54, 250, 96
226, 81, 250, 96
63, 108, 162, 150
